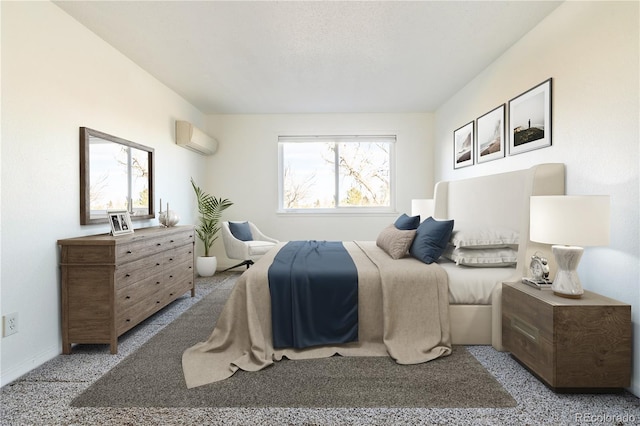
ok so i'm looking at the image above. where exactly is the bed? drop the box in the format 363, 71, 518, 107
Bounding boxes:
436, 163, 564, 349
182, 163, 565, 388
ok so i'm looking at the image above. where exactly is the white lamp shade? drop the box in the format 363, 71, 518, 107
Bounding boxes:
530, 196, 610, 246
411, 199, 434, 221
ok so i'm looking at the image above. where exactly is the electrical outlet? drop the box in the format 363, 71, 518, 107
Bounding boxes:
3, 312, 18, 337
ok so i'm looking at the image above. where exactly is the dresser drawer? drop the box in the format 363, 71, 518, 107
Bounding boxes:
158, 278, 194, 307
163, 243, 194, 266
116, 272, 164, 312
117, 295, 163, 334
115, 256, 164, 289
164, 259, 193, 283
162, 230, 195, 250
116, 276, 192, 335
116, 239, 153, 263
115, 229, 195, 263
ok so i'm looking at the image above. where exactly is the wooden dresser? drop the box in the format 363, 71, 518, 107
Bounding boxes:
58, 226, 195, 354
502, 282, 631, 391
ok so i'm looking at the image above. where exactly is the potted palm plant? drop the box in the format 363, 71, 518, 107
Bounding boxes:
191, 178, 233, 276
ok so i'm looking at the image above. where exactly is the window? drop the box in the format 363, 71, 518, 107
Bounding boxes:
278, 135, 395, 213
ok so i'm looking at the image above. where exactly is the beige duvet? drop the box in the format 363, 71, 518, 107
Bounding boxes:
182, 241, 451, 389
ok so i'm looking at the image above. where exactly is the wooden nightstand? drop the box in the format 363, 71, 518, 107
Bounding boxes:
502, 282, 631, 392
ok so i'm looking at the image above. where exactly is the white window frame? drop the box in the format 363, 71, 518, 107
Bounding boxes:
277, 135, 396, 214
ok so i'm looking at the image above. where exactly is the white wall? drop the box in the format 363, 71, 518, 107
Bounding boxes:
203, 113, 434, 266
1, 1, 206, 385
434, 1, 639, 395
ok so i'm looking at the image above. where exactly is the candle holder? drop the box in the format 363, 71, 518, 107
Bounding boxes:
159, 199, 180, 227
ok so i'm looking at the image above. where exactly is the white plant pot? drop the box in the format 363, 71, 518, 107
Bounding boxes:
196, 256, 217, 277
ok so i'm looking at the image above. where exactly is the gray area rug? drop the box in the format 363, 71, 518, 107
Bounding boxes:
72, 276, 516, 408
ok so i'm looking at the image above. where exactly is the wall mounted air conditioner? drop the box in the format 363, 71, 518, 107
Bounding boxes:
175, 120, 218, 155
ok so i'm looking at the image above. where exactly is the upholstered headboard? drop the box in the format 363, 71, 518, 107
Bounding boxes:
433, 163, 565, 277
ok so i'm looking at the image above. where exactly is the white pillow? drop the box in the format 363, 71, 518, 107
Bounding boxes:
443, 246, 517, 267
450, 228, 519, 249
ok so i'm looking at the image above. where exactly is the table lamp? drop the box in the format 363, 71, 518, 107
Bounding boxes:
411, 199, 435, 222
529, 195, 610, 298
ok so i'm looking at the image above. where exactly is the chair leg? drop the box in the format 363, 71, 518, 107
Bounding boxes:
222, 259, 254, 272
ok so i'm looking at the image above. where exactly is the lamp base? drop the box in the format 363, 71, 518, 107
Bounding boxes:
553, 291, 582, 299
550, 245, 584, 298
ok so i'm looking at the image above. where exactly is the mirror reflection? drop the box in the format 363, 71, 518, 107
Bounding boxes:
80, 127, 155, 224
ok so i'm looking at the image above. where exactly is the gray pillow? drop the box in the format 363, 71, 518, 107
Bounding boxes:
229, 221, 253, 241
376, 224, 417, 259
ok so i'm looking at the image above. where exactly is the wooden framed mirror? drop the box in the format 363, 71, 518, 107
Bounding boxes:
80, 127, 155, 225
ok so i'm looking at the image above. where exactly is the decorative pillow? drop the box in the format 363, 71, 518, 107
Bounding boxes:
443, 246, 518, 267
409, 217, 454, 264
394, 213, 420, 230
449, 228, 519, 249
228, 221, 253, 241
376, 225, 417, 259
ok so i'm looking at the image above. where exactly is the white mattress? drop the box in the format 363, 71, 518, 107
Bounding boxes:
438, 258, 516, 305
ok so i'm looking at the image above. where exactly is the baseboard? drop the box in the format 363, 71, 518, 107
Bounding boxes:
0, 344, 60, 387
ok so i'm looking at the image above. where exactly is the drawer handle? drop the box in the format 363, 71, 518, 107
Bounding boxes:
170, 239, 175, 243
126, 319, 131, 323
156, 243, 162, 246
188, 266, 192, 269
156, 301, 161, 304
156, 281, 161, 285
512, 317, 539, 342
126, 250, 132, 254
169, 275, 174, 278
169, 293, 174, 296
125, 296, 131, 299
156, 263, 161, 266
169, 257, 174, 261
125, 273, 131, 277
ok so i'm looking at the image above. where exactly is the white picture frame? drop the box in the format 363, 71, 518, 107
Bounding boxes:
107, 210, 134, 236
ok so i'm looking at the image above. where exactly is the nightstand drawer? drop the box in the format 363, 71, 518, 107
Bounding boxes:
502, 285, 555, 385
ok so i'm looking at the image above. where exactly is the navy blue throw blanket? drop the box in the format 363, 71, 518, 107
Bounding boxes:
268, 241, 358, 349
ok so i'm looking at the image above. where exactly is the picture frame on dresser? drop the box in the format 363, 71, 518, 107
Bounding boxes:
453, 121, 474, 169
108, 210, 134, 236
508, 78, 552, 155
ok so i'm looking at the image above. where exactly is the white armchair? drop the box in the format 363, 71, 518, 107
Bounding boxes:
221, 221, 279, 271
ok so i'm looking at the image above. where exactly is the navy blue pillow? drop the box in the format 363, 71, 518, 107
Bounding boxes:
409, 217, 454, 264
229, 221, 253, 241
394, 213, 421, 230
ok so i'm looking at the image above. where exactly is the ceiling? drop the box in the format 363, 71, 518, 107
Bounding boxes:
54, 1, 562, 115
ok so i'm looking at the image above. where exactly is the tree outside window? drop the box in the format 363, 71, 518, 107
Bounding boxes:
279, 135, 395, 212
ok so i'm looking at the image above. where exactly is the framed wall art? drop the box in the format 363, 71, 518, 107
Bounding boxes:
453, 121, 474, 169
476, 104, 505, 163
107, 210, 134, 236
508, 78, 552, 155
